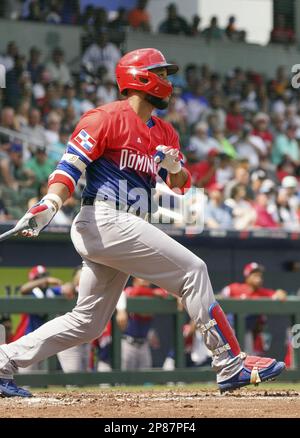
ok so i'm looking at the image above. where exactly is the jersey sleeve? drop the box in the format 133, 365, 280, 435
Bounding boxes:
48, 109, 111, 195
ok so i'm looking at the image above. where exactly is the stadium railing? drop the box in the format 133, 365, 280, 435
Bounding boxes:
0, 296, 299, 387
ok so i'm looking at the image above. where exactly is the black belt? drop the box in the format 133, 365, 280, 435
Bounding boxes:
81, 197, 148, 219
122, 335, 147, 346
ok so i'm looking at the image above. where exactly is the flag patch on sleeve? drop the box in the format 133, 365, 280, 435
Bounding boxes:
74, 129, 96, 151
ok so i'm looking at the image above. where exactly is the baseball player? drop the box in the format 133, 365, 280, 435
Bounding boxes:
120, 277, 167, 371
0, 48, 285, 397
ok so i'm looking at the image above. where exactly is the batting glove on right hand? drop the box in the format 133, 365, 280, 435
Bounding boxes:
154, 145, 181, 174
16, 194, 61, 237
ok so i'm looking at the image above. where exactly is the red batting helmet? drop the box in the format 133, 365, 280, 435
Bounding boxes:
115, 48, 178, 99
28, 265, 49, 281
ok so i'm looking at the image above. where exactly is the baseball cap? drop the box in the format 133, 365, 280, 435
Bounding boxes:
243, 262, 264, 278
281, 175, 298, 189
28, 265, 49, 281
251, 169, 267, 182
208, 148, 220, 158
208, 182, 224, 193
259, 179, 275, 194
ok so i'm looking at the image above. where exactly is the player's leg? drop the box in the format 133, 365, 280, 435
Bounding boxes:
72, 203, 285, 389
57, 344, 90, 373
121, 339, 138, 370
0, 260, 128, 391
138, 342, 152, 370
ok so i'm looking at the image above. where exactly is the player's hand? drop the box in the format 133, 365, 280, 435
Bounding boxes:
154, 145, 181, 174
273, 289, 287, 301
16, 198, 58, 238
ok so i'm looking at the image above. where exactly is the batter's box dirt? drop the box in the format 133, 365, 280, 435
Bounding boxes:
0, 389, 300, 418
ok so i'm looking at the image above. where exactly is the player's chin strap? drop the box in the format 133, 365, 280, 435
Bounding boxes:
197, 301, 247, 359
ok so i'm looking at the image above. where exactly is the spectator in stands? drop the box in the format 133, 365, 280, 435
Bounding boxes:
250, 169, 267, 197
281, 175, 300, 210
253, 191, 278, 229
45, 111, 61, 145
108, 7, 128, 47
230, 123, 267, 169
186, 121, 219, 161
215, 152, 234, 186
27, 46, 44, 84
128, 0, 151, 32
202, 16, 224, 41
26, 0, 42, 22
20, 107, 47, 154
0, 41, 18, 72
45, 3, 62, 24
224, 164, 251, 199
46, 47, 71, 85
93, 7, 109, 35
187, 148, 222, 190
270, 13, 295, 45
225, 16, 237, 40
252, 112, 273, 152
201, 93, 226, 131
96, 74, 118, 105
163, 92, 188, 140
225, 183, 256, 230
204, 183, 233, 230
48, 128, 70, 163
226, 99, 244, 135
58, 82, 81, 117
181, 81, 208, 125
25, 145, 56, 189
158, 3, 190, 36
82, 31, 121, 78
0, 142, 36, 218
221, 263, 287, 355
61, 104, 77, 132
189, 15, 201, 37
212, 126, 237, 159
272, 123, 300, 166
0, 106, 18, 131
269, 187, 300, 231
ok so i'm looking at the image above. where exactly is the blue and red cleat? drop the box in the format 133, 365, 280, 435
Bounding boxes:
218, 355, 286, 393
0, 378, 32, 397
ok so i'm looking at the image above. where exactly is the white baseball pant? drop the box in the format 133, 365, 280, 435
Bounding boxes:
0, 202, 243, 382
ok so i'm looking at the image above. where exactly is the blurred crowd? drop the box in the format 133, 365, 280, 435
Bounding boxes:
1, 0, 295, 45
0, 5, 299, 230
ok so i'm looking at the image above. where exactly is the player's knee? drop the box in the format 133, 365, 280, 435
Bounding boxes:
191, 257, 208, 276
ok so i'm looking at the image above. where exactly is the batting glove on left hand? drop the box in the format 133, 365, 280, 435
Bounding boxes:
16, 195, 61, 237
154, 145, 181, 174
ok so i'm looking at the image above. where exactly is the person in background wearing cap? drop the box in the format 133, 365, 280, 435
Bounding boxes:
250, 169, 267, 197
205, 183, 233, 230
230, 123, 267, 169
253, 181, 279, 229
272, 123, 300, 166
13, 265, 75, 374
221, 263, 287, 355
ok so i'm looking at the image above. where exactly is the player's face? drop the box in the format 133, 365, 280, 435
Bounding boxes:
247, 271, 263, 288
145, 67, 171, 110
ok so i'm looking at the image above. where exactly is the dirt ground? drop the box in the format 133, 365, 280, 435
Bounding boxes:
1, 387, 300, 418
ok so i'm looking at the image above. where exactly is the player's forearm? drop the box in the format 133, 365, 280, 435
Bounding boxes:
168, 168, 189, 189
47, 183, 71, 206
